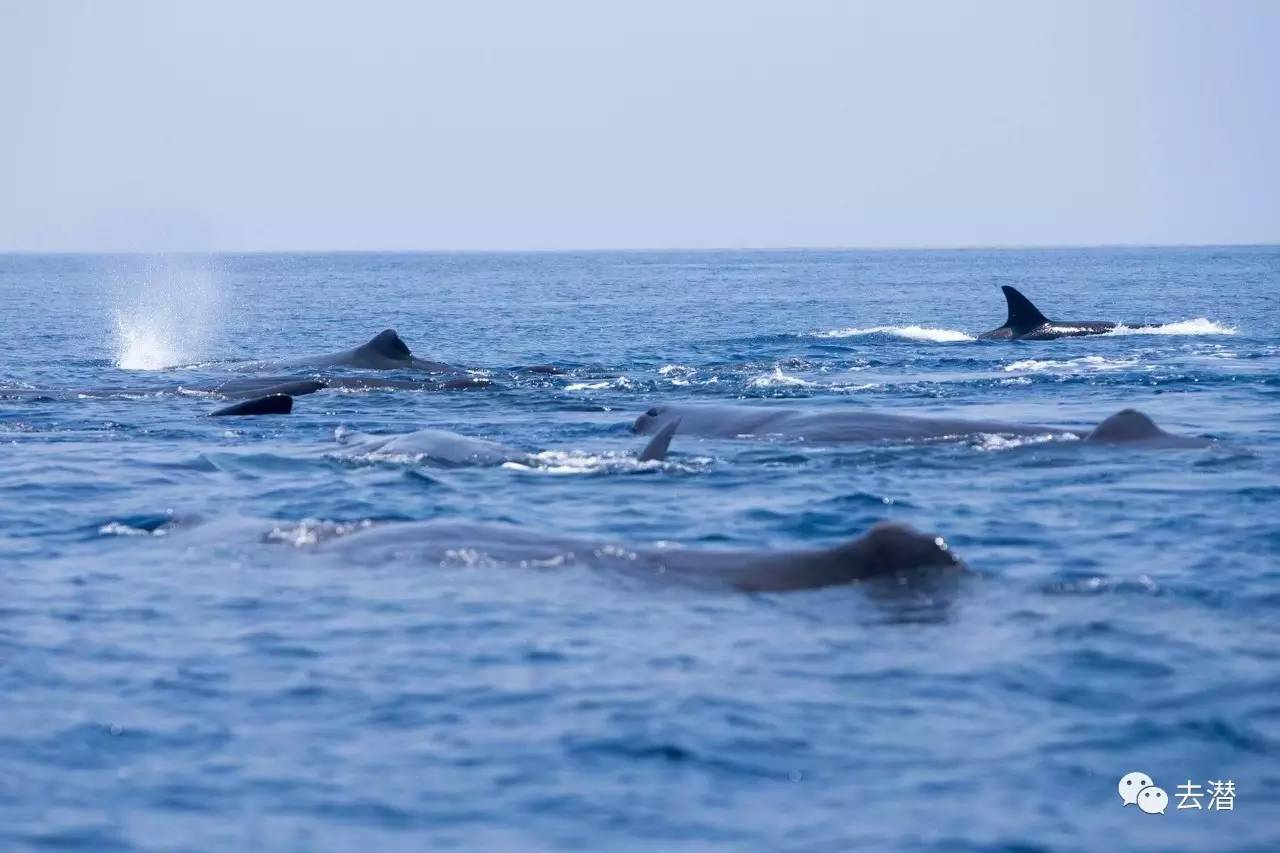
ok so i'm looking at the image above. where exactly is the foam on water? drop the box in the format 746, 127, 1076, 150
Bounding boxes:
565, 376, 635, 391
1003, 355, 1139, 373
810, 325, 976, 342
747, 367, 818, 388
502, 450, 699, 475
1107, 318, 1236, 336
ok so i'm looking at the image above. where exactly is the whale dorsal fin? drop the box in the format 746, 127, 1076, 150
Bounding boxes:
361, 329, 412, 360
638, 419, 679, 462
1086, 409, 1164, 443
1001, 286, 1049, 333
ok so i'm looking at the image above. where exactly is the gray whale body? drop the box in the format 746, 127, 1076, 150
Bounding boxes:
633, 404, 1211, 447
310, 519, 961, 592
334, 420, 680, 467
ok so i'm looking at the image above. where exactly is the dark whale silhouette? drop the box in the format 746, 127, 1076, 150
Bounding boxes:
242, 329, 457, 372
633, 404, 1211, 447
334, 419, 681, 466
979, 286, 1153, 340
210, 394, 293, 416
307, 519, 961, 592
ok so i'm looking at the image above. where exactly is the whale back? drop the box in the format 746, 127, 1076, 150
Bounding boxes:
1085, 409, 1211, 447
358, 329, 413, 362
1087, 409, 1161, 442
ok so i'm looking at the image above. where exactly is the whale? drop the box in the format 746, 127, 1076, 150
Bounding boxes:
979, 285, 1152, 340
211, 394, 294, 416
334, 419, 681, 466
208, 375, 492, 396
633, 404, 1212, 447
2, 374, 493, 403
303, 518, 961, 592
241, 329, 458, 372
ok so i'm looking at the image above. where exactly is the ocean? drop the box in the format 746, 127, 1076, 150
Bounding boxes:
1, 247, 1277, 850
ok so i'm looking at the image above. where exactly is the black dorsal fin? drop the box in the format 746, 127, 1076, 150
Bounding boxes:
1001, 286, 1050, 332
362, 329, 412, 360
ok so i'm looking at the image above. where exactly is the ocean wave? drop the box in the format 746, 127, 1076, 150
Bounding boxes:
1107, 318, 1236, 336
809, 325, 975, 343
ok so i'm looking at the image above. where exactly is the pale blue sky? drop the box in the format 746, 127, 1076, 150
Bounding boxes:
1, 0, 1277, 251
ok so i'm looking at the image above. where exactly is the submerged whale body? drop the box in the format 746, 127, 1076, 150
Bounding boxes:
979, 285, 1149, 340
307, 519, 961, 592
633, 403, 1212, 447
334, 420, 680, 467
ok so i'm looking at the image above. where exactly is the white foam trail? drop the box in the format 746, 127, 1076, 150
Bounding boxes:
565, 376, 635, 391
1106, 318, 1236, 336
810, 325, 975, 343
1003, 355, 1137, 373
111, 261, 223, 370
974, 432, 1080, 451
502, 450, 709, 475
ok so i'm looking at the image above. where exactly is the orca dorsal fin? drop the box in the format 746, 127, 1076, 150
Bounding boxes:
637, 419, 679, 462
1001, 286, 1050, 333
362, 329, 412, 360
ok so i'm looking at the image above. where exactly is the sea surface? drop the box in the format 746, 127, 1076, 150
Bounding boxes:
1, 248, 1277, 851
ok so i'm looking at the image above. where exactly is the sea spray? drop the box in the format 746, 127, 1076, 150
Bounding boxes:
110, 258, 224, 370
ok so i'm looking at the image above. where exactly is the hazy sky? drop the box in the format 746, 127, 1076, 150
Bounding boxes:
2, 0, 1277, 251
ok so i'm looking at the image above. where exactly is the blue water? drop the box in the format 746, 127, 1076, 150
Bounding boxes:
1, 248, 1277, 851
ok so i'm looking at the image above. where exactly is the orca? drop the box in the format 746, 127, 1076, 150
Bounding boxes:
308, 518, 961, 592
210, 394, 293, 416
633, 403, 1212, 447
334, 419, 681, 467
979, 286, 1149, 340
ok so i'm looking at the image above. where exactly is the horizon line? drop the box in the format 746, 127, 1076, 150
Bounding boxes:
1, 240, 1277, 256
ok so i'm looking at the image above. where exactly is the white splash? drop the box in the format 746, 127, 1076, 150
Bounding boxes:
1003, 355, 1138, 373
565, 376, 635, 392
810, 325, 975, 343
111, 261, 223, 370
502, 450, 710, 476
1106, 318, 1236, 336
974, 432, 1080, 451
747, 367, 818, 388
